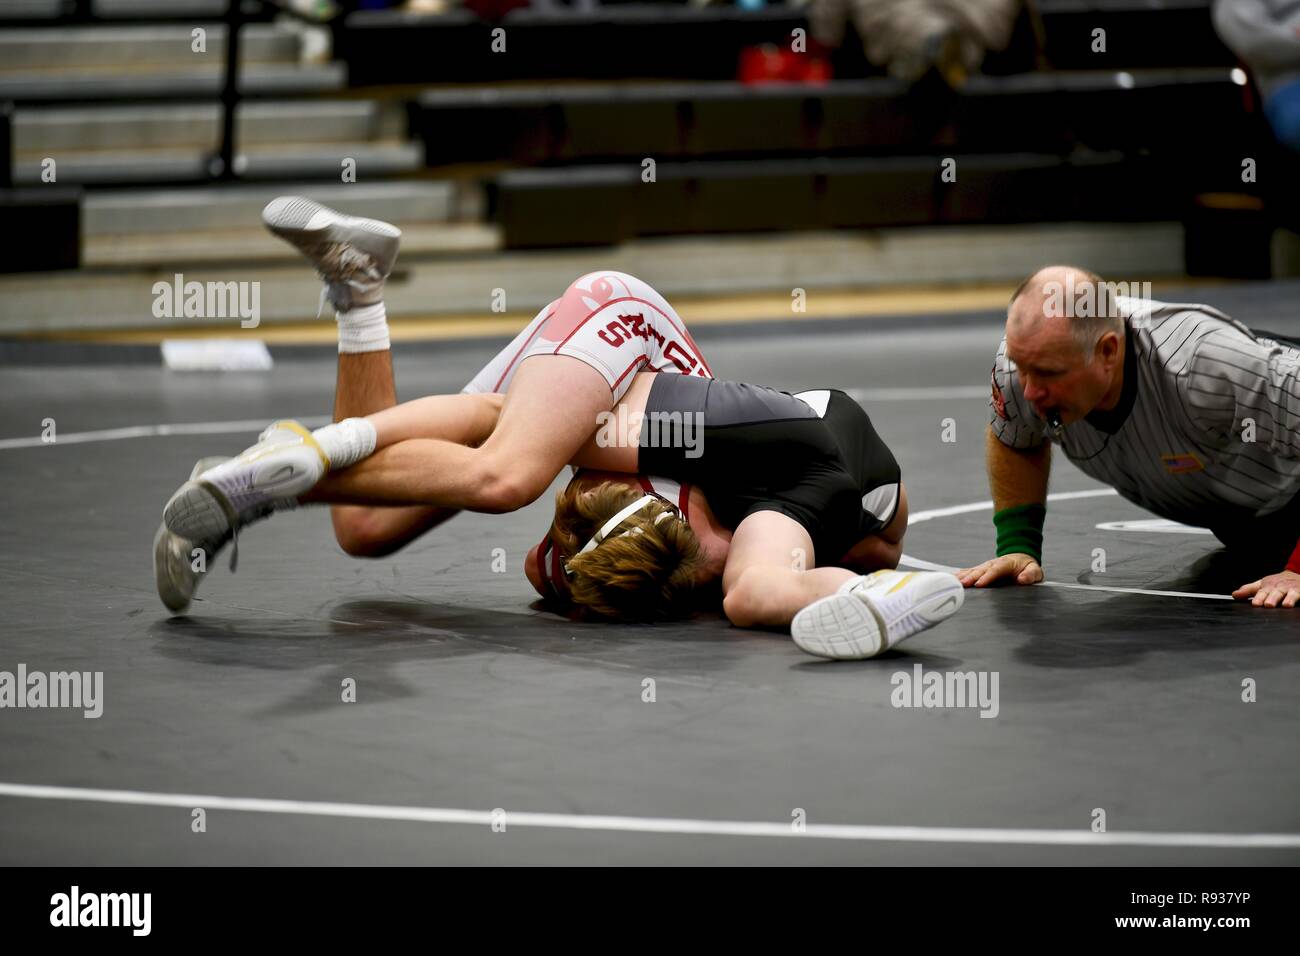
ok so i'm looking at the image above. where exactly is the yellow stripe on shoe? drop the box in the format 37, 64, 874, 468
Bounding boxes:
269, 419, 331, 471
887, 572, 916, 595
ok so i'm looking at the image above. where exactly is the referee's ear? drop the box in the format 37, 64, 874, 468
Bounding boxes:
1095, 329, 1123, 367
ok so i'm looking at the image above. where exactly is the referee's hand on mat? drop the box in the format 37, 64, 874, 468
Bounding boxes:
957, 554, 1043, 588
1232, 570, 1300, 608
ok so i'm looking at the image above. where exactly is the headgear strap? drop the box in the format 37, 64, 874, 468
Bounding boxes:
564, 494, 677, 578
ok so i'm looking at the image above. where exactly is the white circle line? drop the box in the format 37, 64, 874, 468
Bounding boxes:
901, 489, 1234, 602
1094, 519, 1214, 535
0, 386, 993, 451
0, 782, 1295, 849
0, 416, 332, 450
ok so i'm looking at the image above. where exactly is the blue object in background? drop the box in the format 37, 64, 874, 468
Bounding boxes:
1265, 78, 1300, 154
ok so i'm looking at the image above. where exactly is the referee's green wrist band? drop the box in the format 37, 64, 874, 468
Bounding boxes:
993, 503, 1046, 564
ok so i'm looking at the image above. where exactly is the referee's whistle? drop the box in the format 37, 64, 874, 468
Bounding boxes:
1047, 410, 1065, 440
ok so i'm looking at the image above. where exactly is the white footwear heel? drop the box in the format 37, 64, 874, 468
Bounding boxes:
791, 570, 965, 660
153, 456, 231, 613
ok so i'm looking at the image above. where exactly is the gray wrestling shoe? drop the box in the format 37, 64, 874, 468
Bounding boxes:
261, 196, 401, 311
162, 420, 326, 550
153, 456, 230, 614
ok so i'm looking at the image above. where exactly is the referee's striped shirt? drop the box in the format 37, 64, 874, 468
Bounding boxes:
990, 296, 1300, 529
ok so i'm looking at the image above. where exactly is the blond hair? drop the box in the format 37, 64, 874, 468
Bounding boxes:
549, 481, 703, 622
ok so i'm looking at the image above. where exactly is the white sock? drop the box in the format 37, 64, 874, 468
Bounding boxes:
312, 417, 377, 470
337, 301, 390, 354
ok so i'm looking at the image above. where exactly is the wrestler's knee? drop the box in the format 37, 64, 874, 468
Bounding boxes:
332, 508, 395, 558
873, 536, 903, 570
470, 461, 546, 514
843, 534, 903, 572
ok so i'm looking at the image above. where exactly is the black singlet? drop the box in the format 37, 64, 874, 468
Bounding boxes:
637, 376, 901, 563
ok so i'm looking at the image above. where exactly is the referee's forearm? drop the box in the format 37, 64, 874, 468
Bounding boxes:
985, 425, 1050, 512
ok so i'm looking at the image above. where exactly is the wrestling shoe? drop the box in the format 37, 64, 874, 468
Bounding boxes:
162, 420, 328, 562
791, 569, 964, 660
261, 196, 401, 312
153, 456, 230, 613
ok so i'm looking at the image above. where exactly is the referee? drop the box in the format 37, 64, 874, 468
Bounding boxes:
957, 265, 1300, 608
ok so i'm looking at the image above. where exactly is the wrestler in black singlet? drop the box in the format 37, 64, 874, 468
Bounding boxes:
637, 376, 901, 563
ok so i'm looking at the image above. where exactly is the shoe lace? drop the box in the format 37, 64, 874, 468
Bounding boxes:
312, 243, 381, 316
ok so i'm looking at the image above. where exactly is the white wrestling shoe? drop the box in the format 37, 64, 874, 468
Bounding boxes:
153, 456, 230, 613
261, 196, 401, 311
791, 569, 965, 660
162, 421, 329, 561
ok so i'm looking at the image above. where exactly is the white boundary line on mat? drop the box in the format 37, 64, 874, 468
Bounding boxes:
0, 416, 331, 450
0, 387, 986, 451
900, 489, 1234, 602
0, 782, 1296, 848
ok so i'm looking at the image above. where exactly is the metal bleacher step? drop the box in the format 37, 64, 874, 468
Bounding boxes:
11, 139, 424, 185
95, 0, 245, 18
0, 0, 63, 19
84, 221, 502, 268
0, 24, 300, 71
225, 140, 424, 180
1, 1, 248, 23
0, 61, 346, 102
0, 222, 1187, 335
14, 100, 393, 153
83, 181, 483, 236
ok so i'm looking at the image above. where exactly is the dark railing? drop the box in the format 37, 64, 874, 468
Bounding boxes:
0, 0, 335, 181
0, 101, 12, 189
212, 0, 339, 180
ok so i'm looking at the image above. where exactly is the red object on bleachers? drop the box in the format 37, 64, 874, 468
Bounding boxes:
463, 0, 531, 21
738, 44, 831, 86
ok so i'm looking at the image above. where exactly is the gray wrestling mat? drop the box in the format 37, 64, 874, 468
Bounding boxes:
1, 280, 1298, 865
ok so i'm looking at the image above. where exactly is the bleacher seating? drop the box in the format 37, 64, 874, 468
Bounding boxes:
492, 150, 1184, 248
0, 0, 1290, 292
333, 1, 1236, 87
410, 70, 1263, 165
336, 7, 810, 85
0, 0, 272, 28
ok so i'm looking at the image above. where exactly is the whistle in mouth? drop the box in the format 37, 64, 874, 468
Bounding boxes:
1047, 410, 1064, 438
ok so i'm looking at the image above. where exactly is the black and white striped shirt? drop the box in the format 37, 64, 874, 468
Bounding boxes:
990, 296, 1300, 527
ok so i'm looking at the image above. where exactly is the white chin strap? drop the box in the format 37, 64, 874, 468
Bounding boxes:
576, 494, 672, 556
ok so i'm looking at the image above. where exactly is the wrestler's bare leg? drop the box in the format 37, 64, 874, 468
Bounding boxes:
718, 512, 858, 629
303, 355, 613, 513
716, 482, 910, 628
304, 267, 701, 513
327, 348, 502, 556
327, 298, 557, 554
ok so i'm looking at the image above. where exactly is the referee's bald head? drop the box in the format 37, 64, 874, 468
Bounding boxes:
1008, 265, 1123, 359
